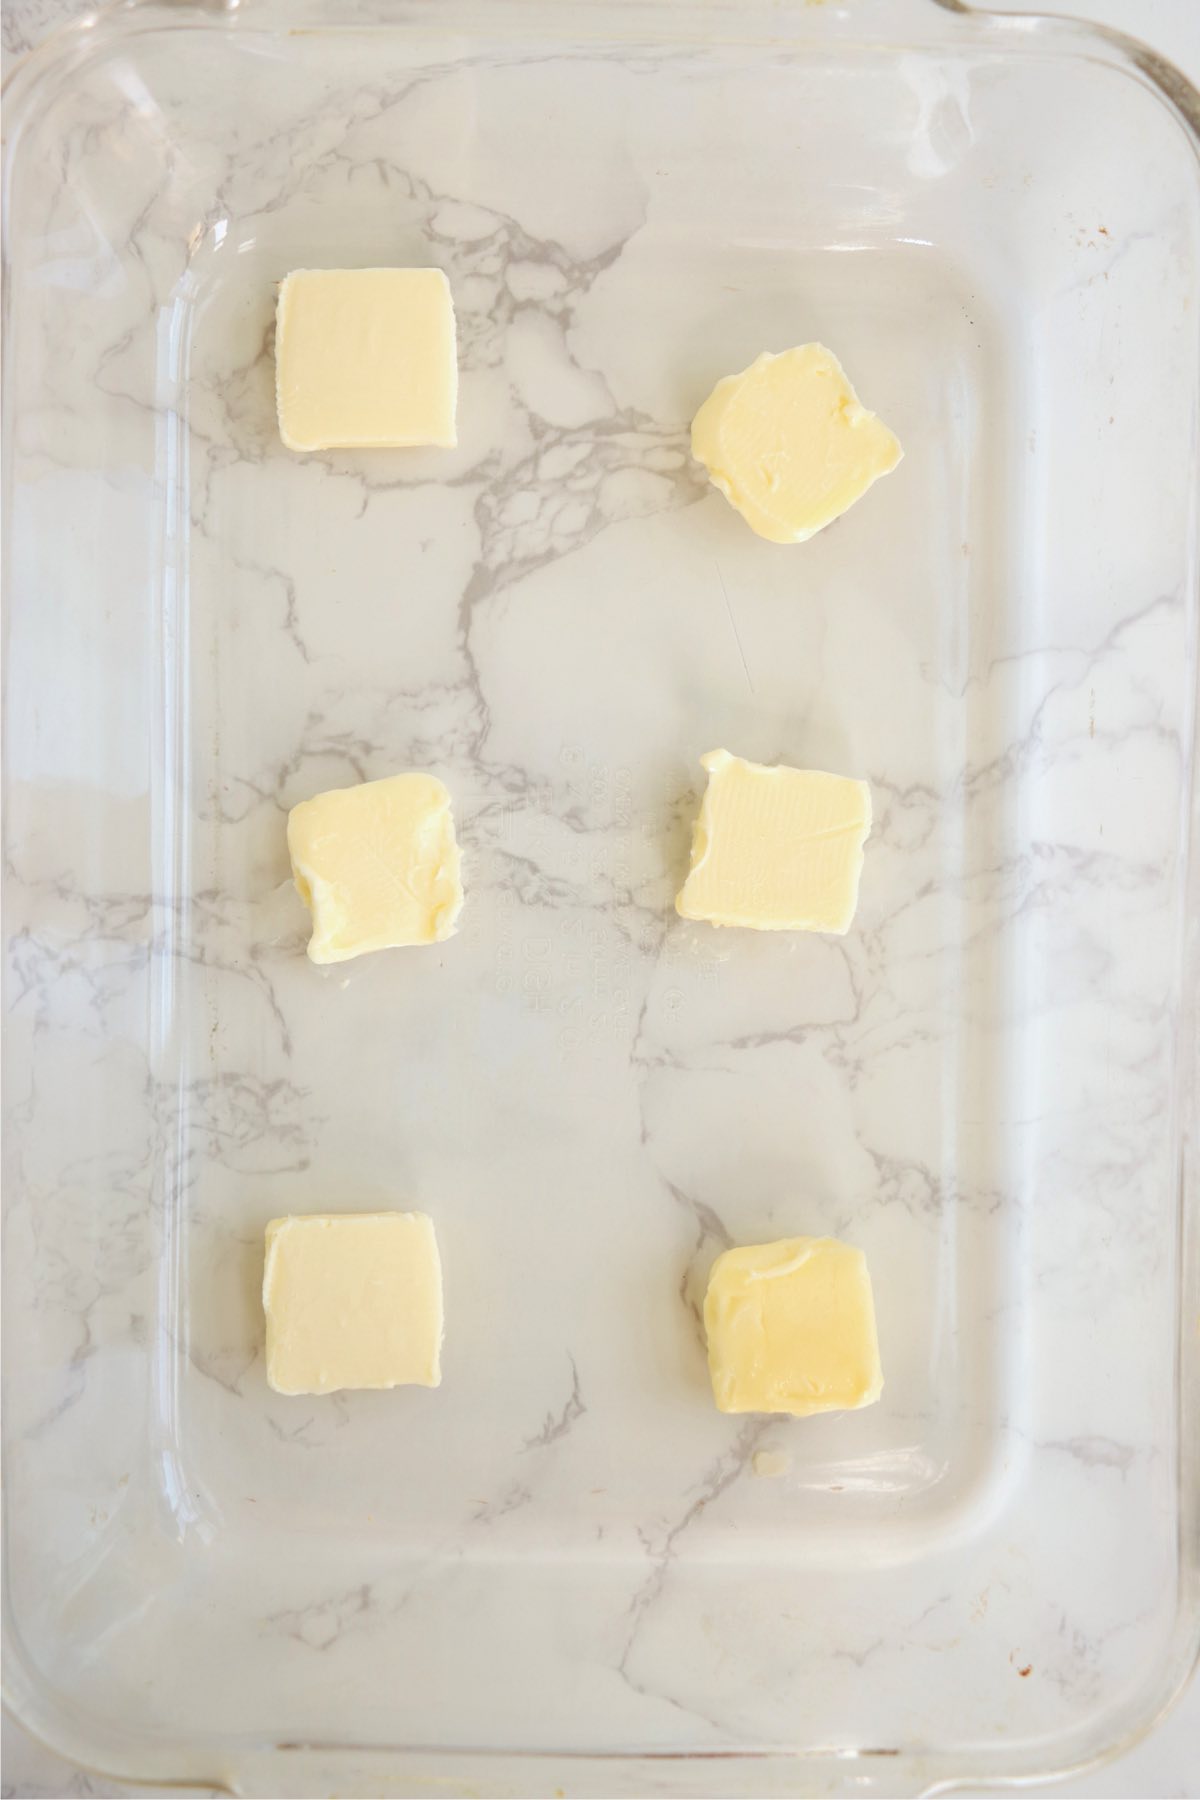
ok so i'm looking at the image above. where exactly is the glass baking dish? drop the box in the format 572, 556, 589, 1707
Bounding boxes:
3, 0, 1198, 1792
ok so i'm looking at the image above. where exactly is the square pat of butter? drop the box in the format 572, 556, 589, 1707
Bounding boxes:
691, 343, 901, 544
287, 772, 463, 964
276, 267, 457, 451
263, 1212, 444, 1396
676, 749, 871, 933
704, 1236, 882, 1416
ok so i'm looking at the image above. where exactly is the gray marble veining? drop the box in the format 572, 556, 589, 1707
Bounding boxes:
3, 1, 1197, 1793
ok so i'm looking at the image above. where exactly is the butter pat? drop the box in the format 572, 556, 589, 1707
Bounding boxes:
676, 749, 871, 933
691, 344, 901, 543
263, 1212, 443, 1396
705, 1236, 883, 1416
276, 268, 457, 451
288, 773, 463, 964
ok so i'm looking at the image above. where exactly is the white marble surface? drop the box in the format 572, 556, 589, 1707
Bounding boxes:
3, 0, 1197, 1794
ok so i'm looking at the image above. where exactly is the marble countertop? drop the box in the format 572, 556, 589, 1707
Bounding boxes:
3, 0, 1197, 1796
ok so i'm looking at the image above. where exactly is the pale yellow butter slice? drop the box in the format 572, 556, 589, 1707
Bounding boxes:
287, 773, 463, 964
276, 267, 457, 451
676, 749, 871, 933
691, 344, 901, 543
263, 1212, 443, 1396
704, 1236, 883, 1417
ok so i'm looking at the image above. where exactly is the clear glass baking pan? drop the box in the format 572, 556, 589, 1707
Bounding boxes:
3, 0, 1198, 1792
